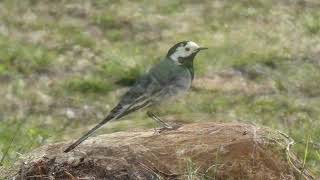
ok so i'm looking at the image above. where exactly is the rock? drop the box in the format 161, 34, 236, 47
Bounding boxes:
3, 123, 315, 179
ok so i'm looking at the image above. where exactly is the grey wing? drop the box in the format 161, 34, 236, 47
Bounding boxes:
108, 67, 192, 119
107, 74, 160, 119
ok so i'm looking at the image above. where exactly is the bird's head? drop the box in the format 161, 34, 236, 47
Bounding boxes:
166, 41, 207, 65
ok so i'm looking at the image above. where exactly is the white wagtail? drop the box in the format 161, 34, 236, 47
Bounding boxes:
64, 41, 207, 152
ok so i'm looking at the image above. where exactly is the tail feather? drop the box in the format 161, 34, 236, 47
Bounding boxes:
63, 115, 114, 153
63, 98, 150, 153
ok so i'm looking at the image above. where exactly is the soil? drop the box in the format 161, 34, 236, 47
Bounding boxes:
3, 122, 315, 179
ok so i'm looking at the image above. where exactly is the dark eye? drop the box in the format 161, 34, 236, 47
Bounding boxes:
185, 47, 190, 51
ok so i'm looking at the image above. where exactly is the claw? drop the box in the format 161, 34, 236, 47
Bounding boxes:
154, 126, 175, 134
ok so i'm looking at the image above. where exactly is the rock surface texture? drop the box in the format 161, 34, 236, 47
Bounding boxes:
3, 122, 315, 179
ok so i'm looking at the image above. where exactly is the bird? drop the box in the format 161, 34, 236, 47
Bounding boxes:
64, 41, 207, 153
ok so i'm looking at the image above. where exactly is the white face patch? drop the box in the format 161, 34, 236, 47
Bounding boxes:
170, 41, 200, 65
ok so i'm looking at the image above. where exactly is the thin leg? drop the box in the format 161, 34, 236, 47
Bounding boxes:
147, 111, 172, 129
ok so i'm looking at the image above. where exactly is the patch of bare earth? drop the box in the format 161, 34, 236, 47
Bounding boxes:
3, 122, 314, 179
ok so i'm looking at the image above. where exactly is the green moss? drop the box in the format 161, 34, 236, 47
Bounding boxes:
106, 29, 123, 41
303, 12, 320, 35
93, 14, 119, 30
157, 0, 185, 14
64, 77, 114, 94
0, 36, 56, 75
0, 64, 8, 75
114, 67, 142, 86
57, 25, 96, 48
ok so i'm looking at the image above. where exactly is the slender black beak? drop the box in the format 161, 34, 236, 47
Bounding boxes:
197, 47, 208, 51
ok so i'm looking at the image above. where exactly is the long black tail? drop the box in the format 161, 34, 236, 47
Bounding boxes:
64, 115, 114, 153
63, 98, 151, 153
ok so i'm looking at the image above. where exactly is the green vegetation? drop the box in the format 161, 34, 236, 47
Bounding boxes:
64, 76, 114, 94
0, 117, 54, 166
0, 0, 319, 176
0, 35, 56, 75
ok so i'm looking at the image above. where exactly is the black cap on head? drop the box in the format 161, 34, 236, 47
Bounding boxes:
166, 41, 189, 57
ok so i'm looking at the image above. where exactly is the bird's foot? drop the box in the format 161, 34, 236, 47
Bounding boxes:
154, 126, 173, 134
153, 123, 181, 135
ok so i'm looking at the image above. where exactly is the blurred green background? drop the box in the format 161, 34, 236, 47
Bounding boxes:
0, 0, 319, 176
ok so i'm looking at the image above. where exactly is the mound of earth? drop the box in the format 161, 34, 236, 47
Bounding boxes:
3, 122, 314, 179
